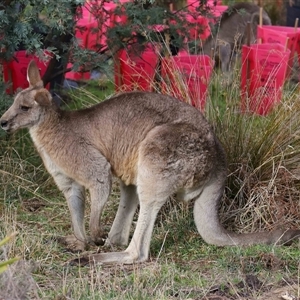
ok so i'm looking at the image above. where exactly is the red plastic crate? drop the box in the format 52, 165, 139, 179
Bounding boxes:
65, 18, 99, 81
241, 43, 290, 115
67, 1, 128, 82
257, 25, 298, 77
82, 1, 128, 49
3, 50, 51, 94
115, 44, 159, 92
161, 54, 214, 111
65, 62, 91, 82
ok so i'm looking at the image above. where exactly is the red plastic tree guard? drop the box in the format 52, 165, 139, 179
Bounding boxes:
270, 26, 300, 77
65, 18, 99, 81
161, 54, 214, 112
257, 25, 298, 77
115, 44, 159, 92
3, 50, 51, 94
241, 43, 290, 116
66, 1, 128, 82
83, 1, 127, 50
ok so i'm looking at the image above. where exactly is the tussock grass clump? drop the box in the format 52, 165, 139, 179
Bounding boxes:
0, 209, 39, 300
0, 259, 38, 300
207, 69, 300, 233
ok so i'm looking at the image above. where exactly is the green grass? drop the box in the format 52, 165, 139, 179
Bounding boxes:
66, 79, 115, 109
1, 68, 300, 299
1, 197, 299, 299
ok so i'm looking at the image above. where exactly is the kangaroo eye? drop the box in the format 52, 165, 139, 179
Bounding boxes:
20, 106, 30, 111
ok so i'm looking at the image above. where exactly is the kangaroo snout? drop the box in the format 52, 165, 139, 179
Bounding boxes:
0, 119, 8, 130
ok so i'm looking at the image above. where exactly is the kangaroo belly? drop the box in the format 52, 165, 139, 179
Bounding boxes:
112, 156, 139, 186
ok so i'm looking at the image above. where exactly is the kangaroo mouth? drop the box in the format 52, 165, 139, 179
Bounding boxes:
2, 127, 14, 134
1, 122, 10, 132
0, 121, 16, 134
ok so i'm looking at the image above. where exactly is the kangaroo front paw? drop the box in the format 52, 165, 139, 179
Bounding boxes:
69, 256, 91, 267
90, 230, 107, 246
92, 236, 106, 246
57, 235, 87, 252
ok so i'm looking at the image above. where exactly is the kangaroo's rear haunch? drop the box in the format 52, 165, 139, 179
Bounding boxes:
1, 60, 299, 264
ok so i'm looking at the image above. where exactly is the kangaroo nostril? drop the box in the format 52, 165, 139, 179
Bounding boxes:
0, 120, 8, 128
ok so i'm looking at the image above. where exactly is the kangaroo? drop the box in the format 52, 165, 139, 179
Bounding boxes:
1, 61, 299, 265
203, 2, 272, 72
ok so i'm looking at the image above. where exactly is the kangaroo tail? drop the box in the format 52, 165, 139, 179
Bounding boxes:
193, 170, 300, 246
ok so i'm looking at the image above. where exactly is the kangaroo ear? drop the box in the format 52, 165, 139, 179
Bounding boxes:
34, 89, 52, 106
27, 60, 43, 88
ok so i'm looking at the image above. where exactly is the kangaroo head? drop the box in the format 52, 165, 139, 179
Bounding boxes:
0, 60, 53, 133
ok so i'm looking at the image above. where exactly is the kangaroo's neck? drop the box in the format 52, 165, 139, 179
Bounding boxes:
29, 106, 111, 162
29, 108, 70, 149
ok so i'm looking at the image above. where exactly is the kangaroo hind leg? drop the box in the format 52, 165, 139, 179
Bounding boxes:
71, 173, 171, 265
106, 182, 139, 246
